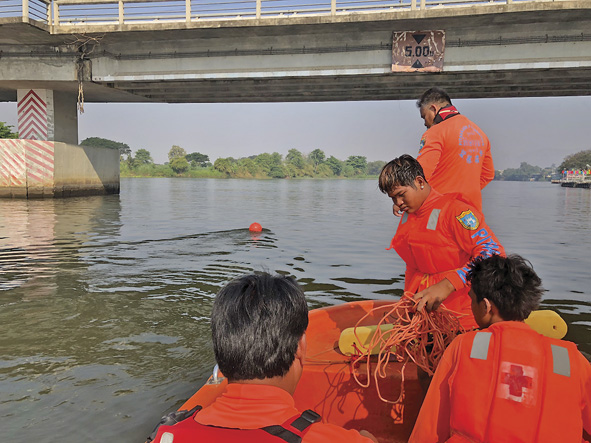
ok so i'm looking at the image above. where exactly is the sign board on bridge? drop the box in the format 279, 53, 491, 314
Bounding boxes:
392, 31, 445, 72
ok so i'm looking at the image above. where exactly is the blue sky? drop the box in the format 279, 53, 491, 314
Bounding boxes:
1, 96, 589, 170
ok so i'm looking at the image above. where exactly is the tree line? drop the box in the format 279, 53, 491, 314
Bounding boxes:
79, 136, 591, 181
558, 150, 591, 171
213, 149, 385, 178
493, 150, 591, 181
80, 137, 386, 179
494, 162, 553, 182
4, 132, 588, 181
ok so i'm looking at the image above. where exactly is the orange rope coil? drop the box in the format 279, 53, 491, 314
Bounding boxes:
351, 292, 465, 403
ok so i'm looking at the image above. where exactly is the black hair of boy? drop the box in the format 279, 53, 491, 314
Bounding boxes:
467, 254, 543, 321
378, 154, 426, 194
211, 273, 308, 381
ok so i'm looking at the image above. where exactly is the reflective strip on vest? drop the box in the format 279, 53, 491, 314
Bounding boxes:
470, 332, 492, 360
151, 409, 320, 443
551, 344, 571, 377
401, 212, 408, 224
427, 209, 441, 231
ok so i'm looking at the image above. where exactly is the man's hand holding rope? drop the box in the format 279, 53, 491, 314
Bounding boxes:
413, 278, 455, 312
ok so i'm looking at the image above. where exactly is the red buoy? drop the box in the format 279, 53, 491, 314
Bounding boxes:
249, 222, 262, 232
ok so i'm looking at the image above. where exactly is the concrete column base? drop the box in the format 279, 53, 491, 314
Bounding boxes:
0, 139, 120, 199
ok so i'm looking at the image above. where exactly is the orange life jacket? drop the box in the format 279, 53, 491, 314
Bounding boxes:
417, 113, 494, 212
150, 407, 320, 443
390, 192, 504, 329
448, 322, 587, 442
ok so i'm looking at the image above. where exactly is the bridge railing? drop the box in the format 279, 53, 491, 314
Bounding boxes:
0, 0, 555, 27
0, 0, 52, 24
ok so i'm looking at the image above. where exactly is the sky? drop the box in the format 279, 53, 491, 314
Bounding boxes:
1, 95, 590, 170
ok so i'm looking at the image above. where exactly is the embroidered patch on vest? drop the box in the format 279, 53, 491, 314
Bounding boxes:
456, 210, 479, 230
496, 362, 538, 406
418, 136, 426, 153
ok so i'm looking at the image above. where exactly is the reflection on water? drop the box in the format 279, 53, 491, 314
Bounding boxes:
0, 179, 590, 441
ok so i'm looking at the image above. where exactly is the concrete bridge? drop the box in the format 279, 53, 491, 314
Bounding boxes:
1, 0, 590, 108
1, 0, 590, 196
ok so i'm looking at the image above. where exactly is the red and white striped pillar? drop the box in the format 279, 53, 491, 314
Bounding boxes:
17, 88, 78, 145
17, 89, 50, 140
0, 139, 55, 194
1, 89, 76, 197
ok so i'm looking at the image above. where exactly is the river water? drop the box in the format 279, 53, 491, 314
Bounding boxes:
1, 178, 590, 442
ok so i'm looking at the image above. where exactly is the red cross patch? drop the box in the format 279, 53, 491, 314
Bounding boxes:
496, 362, 537, 406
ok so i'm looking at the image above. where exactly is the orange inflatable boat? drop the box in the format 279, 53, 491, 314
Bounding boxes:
179, 300, 423, 443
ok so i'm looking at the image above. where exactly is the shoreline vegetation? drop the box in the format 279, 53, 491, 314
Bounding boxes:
0, 126, 589, 181
76, 136, 591, 182
119, 156, 382, 179
81, 137, 386, 180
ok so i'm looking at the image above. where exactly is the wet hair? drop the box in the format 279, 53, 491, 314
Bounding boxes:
416, 87, 452, 109
467, 254, 543, 321
211, 273, 308, 381
378, 154, 426, 194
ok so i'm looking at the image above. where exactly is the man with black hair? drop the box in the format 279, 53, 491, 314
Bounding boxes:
379, 154, 504, 329
150, 273, 377, 443
413, 87, 494, 213
409, 254, 591, 442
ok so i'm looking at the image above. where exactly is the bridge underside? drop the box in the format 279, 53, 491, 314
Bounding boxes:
97, 68, 591, 103
1, 68, 590, 103
1, 2, 591, 103
1, 67, 590, 103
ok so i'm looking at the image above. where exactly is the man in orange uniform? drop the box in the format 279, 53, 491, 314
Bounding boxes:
379, 155, 504, 330
416, 87, 494, 212
409, 254, 591, 442
149, 273, 377, 443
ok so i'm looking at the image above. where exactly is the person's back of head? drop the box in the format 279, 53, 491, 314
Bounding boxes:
467, 254, 543, 321
378, 154, 426, 195
211, 273, 308, 382
416, 87, 452, 109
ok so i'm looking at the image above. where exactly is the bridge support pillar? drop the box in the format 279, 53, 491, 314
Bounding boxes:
17, 88, 79, 145
0, 89, 119, 198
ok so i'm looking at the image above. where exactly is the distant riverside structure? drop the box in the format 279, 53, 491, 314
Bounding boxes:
1, 0, 591, 197
561, 169, 591, 188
